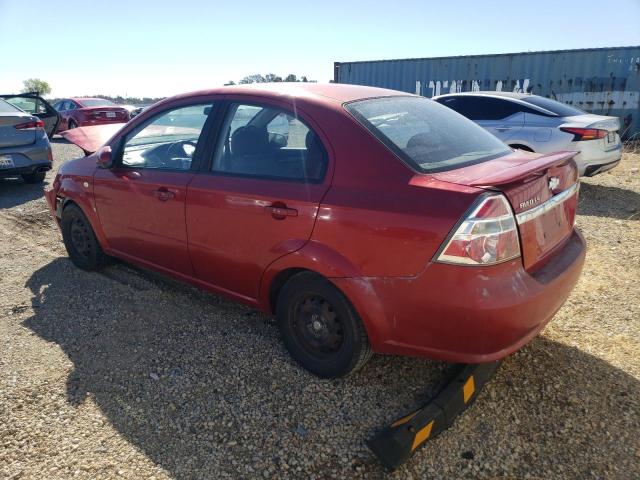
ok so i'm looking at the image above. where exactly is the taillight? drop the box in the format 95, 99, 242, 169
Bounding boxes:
560, 127, 608, 141
436, 194, 520, 266
15, 120, 45, 130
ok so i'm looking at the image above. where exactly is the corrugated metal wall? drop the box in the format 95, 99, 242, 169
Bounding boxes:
335, 47, 640, 139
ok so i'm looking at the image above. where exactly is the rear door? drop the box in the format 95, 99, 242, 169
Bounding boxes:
186, 99, 331, 300
93, 101, 214, 275
1, 94, 60, 137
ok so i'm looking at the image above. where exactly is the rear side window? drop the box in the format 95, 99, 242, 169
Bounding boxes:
211, 102, 327, 183
346, 96, 511, 173
520, 96, 585, 117
79, 98, 116, 107
438, 96, 521, 120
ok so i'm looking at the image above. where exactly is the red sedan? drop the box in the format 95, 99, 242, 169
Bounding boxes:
45, 84, 585, 378
52, 97, 129, 132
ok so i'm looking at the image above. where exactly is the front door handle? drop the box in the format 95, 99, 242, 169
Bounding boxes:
266, 204, 298, 220
496, 127, 511, 132
152, 187, 176, 201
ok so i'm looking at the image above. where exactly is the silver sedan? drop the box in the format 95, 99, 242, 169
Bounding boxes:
0, 97, 55, 184
434, 92, 622, 177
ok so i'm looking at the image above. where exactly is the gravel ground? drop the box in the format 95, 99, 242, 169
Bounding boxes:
1, 139, 638, 479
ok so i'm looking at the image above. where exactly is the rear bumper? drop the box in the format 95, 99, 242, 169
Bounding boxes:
332, 229, 586, 363
573, 140, 622, 176
79, 119, 127, 127
0, 163, 51, 177
0, 140, 52, 177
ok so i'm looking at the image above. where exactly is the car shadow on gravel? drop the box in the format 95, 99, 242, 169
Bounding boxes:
22, 258, 640, 479
0, 177, 47, 209
578, 182, 640, 220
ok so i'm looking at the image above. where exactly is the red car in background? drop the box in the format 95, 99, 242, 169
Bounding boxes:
46, 84, 585, 378
52, 97, 129, 132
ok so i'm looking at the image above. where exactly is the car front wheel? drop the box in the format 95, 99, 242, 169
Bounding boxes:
61, 204, 109, 271
276, 272, 372, 378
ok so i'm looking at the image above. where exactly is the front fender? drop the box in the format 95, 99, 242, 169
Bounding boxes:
57, 163, 110, 251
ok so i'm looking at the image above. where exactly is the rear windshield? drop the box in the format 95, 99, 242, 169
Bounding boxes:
346, 96, 511, 173
520, 96, 585, 117
0, 98, 22, 113
78, 98, 116, 107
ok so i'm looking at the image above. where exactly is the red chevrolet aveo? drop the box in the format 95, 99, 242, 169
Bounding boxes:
46, 84, 585, 378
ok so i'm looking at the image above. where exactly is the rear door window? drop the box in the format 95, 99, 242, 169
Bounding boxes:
438, 96, 522, 120
211, 102, 327, 183
346, 96, 511, 173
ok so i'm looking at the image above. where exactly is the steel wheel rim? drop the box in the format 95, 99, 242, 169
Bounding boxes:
70, 217, 91, 259
291, 294, 344, 357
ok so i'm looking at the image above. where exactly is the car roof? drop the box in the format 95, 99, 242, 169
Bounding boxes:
70, 97, 110, 102
435, 91, 533, 100
170, 83, 411, 106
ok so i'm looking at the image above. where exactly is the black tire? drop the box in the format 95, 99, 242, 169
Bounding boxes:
68, 120, 78, 129
21, 171, 46, 184
61, 204, 109, 271
276, 272, 372, 378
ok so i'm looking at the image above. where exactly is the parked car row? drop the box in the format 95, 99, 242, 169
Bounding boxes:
0, 87, 621, 187
48, 83, 586, 378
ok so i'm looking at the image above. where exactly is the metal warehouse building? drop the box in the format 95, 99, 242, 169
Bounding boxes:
335, 46, 640, 139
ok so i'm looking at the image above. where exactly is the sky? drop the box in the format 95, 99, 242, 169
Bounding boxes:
1, 0, 639, 98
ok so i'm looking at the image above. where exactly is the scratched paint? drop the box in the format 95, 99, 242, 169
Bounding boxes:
335, 46, 640, 138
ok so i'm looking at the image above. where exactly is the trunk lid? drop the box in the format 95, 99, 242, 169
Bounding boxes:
80, 106, 129, 122
0, 113, 36, 147
560, 113, 620, 132
60, 124, 123, 155
432, 150, 579, 271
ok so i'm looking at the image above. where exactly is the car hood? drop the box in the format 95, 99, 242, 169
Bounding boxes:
60, 124, 123, 155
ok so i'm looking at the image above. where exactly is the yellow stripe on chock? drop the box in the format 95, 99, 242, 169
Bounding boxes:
391, 411, 418, 428
463, 375, 475, 403
411, 420, 434, 451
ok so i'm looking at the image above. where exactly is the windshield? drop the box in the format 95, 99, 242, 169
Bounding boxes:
346, 96, 511, 173
78, 98, 116, 107
520, 96, 585, 117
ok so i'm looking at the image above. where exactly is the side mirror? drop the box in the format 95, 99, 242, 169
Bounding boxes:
96, 146, 112, 168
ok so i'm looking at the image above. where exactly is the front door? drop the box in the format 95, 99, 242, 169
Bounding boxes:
186, 101, 331, 300
93, 102, 214, 276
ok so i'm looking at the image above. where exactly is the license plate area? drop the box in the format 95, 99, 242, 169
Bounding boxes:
106, 112, 116, 118
0, 155, 14, 168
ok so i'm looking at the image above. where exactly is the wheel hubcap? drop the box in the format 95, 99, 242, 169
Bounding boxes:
293, 295, 344, 355
70, 218, 91, 258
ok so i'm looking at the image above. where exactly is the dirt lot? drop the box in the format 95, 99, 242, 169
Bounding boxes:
1, 140, 638, 479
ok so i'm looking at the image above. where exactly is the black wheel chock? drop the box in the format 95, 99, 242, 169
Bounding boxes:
368, 361, 502, 471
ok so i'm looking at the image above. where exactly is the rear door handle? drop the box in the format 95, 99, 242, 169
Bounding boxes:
152, 187, 176, 201
266, 204, 298, 220
496, 127, 511, 132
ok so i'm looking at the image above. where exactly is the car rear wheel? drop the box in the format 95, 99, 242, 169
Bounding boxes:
61, 204, 109, 271
276, 272, 372, 378
22, 172, 46, 184
68, 120, 77, 129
